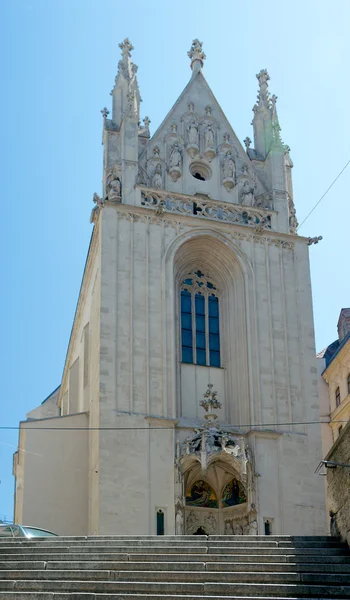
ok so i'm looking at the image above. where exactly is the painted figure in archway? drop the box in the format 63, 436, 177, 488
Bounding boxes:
222, 478, 247, 507
186, 480, 218, 508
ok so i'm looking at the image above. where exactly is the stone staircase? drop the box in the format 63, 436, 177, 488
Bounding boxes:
0, 534, 349, 599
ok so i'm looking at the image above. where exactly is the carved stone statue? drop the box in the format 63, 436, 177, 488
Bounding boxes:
169, 142, 182, 168
107, 169, 121, 202
152, 163, 162, 189
249, 519, 258, 535
188, 121, 199, 146
224, 520, 234, 535
175, 508, 184, 535
239, 180, 255, 206
223, 152, 236, 180
205, 513, 217, 534
204, 124, 215, 148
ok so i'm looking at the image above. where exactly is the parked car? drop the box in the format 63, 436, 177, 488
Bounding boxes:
0, 524, 57, 538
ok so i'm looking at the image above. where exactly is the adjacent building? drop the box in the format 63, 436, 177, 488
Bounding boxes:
13, 39, 327, 536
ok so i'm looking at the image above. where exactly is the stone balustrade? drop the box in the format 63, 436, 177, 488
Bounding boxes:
138, 187, 276, 231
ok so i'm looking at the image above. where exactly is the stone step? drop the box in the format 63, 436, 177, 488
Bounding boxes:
0, 539, 343, 549
1, 579, 350, 597
2, 552, 350, 564
1, 560, 350, 574
0, 545, 347, 556
0, 535, 339, 544
2, 569, 347, 585
0, 591, 350, 600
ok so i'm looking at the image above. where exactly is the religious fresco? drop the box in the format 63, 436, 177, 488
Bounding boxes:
186, 480, 218, 508
221, 478, 247, 507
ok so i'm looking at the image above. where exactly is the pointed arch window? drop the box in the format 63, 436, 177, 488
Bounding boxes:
335, 386, 341, 407
180, 270, 221, 367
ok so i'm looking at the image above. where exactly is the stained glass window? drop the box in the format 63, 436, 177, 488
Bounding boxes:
180, 271, 221, 367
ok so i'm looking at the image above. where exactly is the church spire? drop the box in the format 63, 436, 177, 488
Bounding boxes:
188, 39, 206, 74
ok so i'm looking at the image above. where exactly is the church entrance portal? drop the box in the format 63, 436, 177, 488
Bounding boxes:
193, 526, 207, 535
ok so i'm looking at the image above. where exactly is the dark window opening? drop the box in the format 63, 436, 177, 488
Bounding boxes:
156, 510, 164, 535
193, 526, 207, 535
264, 520, 271, 536
335, 386, 341, 407
193, 172, 205, 181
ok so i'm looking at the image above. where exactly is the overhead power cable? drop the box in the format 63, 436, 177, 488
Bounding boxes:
297, 159, 350, 231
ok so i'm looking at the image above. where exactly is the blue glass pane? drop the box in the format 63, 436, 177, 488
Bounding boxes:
196, 332, 206, 350
181, 291, 191, 313
181, 313, 192, 330
197, 349, 206, 366
182, 330, 193, 347
209, 333, 220, 351
208, 296, 219, 317
182, 346, 193, 363
209, 316, 219, 334
195, 294, 205, 315
210, 351, 221, 368
196, 314, 205, 332
183, 278, 192, 285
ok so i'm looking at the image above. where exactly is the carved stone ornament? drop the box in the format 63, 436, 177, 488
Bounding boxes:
239, 179, 255, 207
187, 119, 199, 158
244, 137, 252, 149
168, 142, 182, 182
152, 163, 163, 190
288, 198, 298, 234
204, 124, 216, 161
140, 188, 273, 231
106, 168, 122, 203
188, 39, 206, 70
222, 151, 236, 191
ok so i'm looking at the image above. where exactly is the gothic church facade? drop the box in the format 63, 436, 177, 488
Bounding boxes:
14, 40, 327, 536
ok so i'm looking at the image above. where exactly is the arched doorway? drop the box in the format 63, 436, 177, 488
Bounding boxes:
193, 526, 207, 535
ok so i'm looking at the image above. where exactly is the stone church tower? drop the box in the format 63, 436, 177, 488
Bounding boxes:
14, 39, 327, 536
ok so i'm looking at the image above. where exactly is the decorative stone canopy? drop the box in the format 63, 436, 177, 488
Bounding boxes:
177, 384, 251, 476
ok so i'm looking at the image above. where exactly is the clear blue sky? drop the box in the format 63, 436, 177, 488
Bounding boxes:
1, 0, 349, 520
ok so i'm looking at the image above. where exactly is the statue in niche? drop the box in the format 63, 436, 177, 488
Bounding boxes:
169, 142, 182, 168
205, 513, 217, 534
249, 519, 258, 535
175, 507, 184, 535
289, 198, 298, 233
152, 163, 162, 189
107, 168, 121, 202
204, 123, 215, 148
239, 179, 255, 206
224, 520, 234, 535
188, 120, 199, 146
223, 151, 236, 180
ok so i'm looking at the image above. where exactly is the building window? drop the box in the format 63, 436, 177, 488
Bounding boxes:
347, 373, 350, 395
335, 386, 341, 407
180, 270, 220, 367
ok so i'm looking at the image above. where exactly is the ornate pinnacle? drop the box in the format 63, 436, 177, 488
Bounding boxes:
119, 38, 134, 57
188, 39, 206, 70
256, 69, 270, 86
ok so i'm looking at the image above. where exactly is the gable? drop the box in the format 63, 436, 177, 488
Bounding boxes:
138, 70, 267, 206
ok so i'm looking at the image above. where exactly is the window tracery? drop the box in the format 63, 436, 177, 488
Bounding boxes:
180, 270, 221, 367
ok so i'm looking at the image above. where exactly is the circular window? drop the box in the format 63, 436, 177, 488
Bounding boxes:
190, 162, 212, 181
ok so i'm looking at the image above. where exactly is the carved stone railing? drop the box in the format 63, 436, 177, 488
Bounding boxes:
139, 187, 275, 231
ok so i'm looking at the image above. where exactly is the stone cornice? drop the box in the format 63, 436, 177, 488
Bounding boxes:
101, 202, 300, 249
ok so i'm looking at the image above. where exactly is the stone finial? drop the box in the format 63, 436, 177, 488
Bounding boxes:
244, 137, 252, 149
101, 107, 109, 120
143, 116, 151, 128
119, 38, 134, 57
188, 39, 206, 70
256, 69, 270, 86
200, 383, 222, 413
